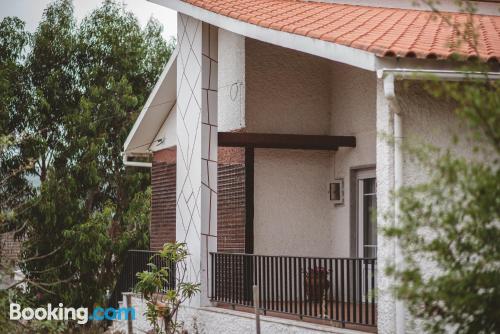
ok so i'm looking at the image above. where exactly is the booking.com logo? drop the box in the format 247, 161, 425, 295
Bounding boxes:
10, 303, 136, 324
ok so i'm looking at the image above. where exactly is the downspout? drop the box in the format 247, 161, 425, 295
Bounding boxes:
382, 73, 406, 334
122, 153, 152, 168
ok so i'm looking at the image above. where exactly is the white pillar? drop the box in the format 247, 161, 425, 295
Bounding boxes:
393, 105, 406, 334
218, 28, 245, 132
376, 78, 397, 333
176, 13, 218, 307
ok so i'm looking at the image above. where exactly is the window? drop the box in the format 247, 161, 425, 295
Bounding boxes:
356, 170, 377, 258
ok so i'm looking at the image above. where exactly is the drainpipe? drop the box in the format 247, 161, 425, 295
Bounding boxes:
382, 73, 406, 334
378, 68, 500, 81
122, 153, 152, 168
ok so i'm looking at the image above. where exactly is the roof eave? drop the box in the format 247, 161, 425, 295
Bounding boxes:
123, 48, 178, 156
150, 0, 377, 71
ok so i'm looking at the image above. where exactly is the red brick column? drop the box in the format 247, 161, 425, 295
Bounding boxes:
150, 149, 177, 251
149, 147, 248, 253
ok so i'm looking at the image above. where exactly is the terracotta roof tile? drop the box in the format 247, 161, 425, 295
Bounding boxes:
183, 0, 500, 62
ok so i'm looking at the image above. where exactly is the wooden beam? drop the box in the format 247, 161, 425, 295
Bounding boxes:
218, 132, 356, 150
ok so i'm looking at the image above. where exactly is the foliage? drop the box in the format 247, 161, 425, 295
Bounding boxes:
0, 0, 173, 320
0, 17, 32, 225
386, 144, 500, 333
135, 243, 201, 334
0, 289, 69, 334
385, 2, 500, 333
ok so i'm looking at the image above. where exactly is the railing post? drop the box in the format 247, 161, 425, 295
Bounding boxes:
244, 254, 253, 304
124, 292, 134, 334
210, 252, 214, 300
253, 285, 261, 334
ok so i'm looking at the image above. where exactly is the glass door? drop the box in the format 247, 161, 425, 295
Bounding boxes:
356, 170, 377, 258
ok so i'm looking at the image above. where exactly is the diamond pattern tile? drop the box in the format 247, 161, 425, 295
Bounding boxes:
176, 13, 218, 306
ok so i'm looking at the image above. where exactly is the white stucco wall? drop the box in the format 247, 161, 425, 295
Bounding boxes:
398, 82, 475, 334
245, 39, 335, 258
253, 149, 332, 257
329, 62, 377, 257
397, 82, 472, 185
218, 29, 245, 132
246, 39, 378, 259
376, 79, 477, 334
245, 38, 331, 135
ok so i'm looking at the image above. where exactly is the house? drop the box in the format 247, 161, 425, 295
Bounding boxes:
121, 0, 500, 333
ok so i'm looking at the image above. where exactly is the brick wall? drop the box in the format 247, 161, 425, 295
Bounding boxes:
217, 147, 246, 253
217, 164, 246, 253
150, 149, 177, 251
0, 232, 21, 265
149, 147, 247, 253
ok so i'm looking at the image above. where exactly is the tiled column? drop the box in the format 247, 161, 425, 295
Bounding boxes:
176, 13, 218, 307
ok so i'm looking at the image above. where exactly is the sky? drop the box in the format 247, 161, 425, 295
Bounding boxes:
0, 0, 177, 39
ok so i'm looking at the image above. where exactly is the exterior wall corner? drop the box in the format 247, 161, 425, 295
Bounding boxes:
176, 13, 218, 307
376, 78, 396, 334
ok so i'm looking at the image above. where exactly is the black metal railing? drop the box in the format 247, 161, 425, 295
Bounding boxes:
210, 253, 377, 328
109, 250, 176, 308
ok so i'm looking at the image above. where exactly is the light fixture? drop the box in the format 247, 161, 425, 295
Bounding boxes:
329, 178, 344, 205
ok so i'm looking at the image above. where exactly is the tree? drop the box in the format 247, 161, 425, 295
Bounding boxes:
0, 0, 174, 316
0, 17, 31, 228
385, 1, 500, 333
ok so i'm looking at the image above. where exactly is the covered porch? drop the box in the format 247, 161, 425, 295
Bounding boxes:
205, 32, 379, 331
212, 131, 377, 331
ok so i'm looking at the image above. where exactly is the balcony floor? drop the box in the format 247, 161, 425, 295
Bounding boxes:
214, 301, 377, 333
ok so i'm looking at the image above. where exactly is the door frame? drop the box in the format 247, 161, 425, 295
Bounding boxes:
349, 165, 376, 258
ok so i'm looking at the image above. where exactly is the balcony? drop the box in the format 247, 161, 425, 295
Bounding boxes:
210, 252, 377, 332
109, 250, 175, 309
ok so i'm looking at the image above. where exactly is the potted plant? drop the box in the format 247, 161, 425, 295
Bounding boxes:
304, 266, 330, 303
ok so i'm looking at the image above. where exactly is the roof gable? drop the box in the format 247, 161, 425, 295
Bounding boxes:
123, 49, 178, 155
